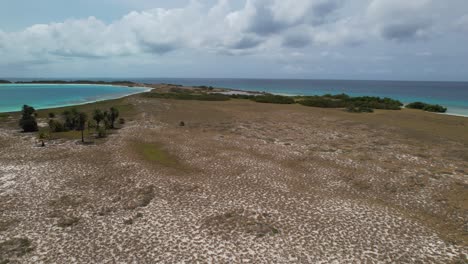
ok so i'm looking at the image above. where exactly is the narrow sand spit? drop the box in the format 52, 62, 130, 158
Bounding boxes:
1, 94, 467, 263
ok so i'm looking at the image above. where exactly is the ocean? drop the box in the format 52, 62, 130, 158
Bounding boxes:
0, 83, 149, 113
1, 78, 468, 116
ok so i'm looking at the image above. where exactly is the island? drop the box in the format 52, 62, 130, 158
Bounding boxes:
0, 83, 466, 263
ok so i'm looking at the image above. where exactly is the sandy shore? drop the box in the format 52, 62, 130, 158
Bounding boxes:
1, 85, 467, 263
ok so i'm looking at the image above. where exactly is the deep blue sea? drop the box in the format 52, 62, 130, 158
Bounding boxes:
0, 83, 149, 113
1, 78, 468, 116
136, 78, 468, 117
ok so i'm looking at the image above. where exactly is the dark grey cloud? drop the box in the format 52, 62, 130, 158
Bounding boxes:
282, 34, 311, 48
247, 5, 286, 36
246, 0, 343, 36
307, 0, 343, 25
140, 40, 178, 54
50, 50, 106, 59
381, 20, 431, 41
229, 36, 262, 50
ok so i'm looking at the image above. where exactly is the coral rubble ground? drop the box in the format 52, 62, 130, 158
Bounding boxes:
1, 87, 467, 263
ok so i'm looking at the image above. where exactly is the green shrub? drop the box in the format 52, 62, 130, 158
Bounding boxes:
49, 119, 67, 132
229, 94, 257, 100
87, 120, 96, 130
19, 105, 38, 132
346, 106, 374, 113
347, 96, 402, 110
298, 97, 347, 108
48, 112, 56, 118
423, 104, 447, 113
144, 92, 230, 101
97, 127, 107, 138
323, 93, 351, 100
406, 102, 426, 109
62, 108, 79, 130
406, 102, 447, 113
252, 95, 295, 104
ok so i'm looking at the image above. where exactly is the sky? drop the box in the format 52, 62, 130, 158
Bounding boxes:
0, 0, 467, 81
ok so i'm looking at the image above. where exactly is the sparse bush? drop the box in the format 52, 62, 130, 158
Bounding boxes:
405, 102, 426, 109
19, 105, 38, 132
297, 94, 402, 111
347, 96, 402, 110
38, 129, 49, 147
87, 120, 96, 130
97, 127, 107, 138
144, 92, 231, 101
406, 102, 447, 113
93, 109, 105, 129
119, 118, 125, 125
323, 93, 351, 100
179, 121, 185, 126
229, 94, 257, 100
422, 104, 447, 113
48, 112, 56, 118
252, 95, 295, 104
346, 106, 374, 113
49, 119, 66, 132
298, 97, 347, 108
62, 108, 79, 130
109, 107, 119, 128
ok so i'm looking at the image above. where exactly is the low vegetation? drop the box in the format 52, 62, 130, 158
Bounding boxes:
19, 105, 38, 132
406, 101, 447, 113
135, 142, 178, 167
346, 106, 374, 113
252, 95, 295, 104
0, 79, 11, 83
143, 92, 230, 101
297, 95, 403, 110
143, 87, 409, 113
194, 85, 215, 90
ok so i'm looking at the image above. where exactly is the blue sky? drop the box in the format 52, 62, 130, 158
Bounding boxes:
0, 0, 467, 81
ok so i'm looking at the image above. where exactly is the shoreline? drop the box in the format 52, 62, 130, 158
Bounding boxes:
1, 81, 467, 118
0, 83, 152, 114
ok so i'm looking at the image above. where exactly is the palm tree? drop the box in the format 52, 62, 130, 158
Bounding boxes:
93, 109, 104, 129
77, 112, 88, 143
109, 107, 119, 129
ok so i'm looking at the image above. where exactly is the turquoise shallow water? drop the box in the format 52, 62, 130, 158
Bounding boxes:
0, 84, 149, 113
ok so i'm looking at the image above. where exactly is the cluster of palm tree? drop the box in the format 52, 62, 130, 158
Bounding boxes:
18, 104, 123, 146
92, 107, 120, 130
45, 107, 120, 143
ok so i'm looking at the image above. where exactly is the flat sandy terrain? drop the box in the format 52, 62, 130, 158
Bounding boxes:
1, 87, 467, 263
